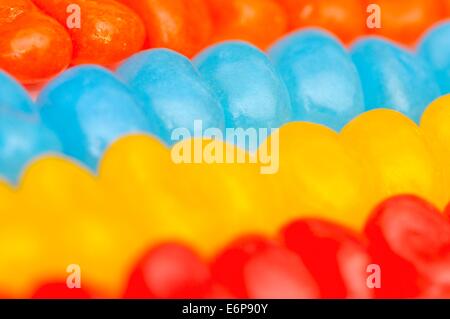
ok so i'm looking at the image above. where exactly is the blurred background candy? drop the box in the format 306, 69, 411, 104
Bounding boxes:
269, 29, 364, 131
281, 219, 373, 298
365, 195, 450, 298
37, 65, 151, 169
351, 37, 441, 123
1, 0, 450, 299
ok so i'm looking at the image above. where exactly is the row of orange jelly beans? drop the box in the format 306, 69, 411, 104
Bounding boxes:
1, 0, 450, 85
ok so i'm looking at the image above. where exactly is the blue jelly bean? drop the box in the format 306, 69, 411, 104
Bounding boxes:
351, 37, 441, 123
194, 41, 292, 149
268, 29, 364, 131
37, 65, 151, 169
117, 49, 225, 146
0, 72, 61, 183
0, 70, 36, 115
418, 21, 450, 95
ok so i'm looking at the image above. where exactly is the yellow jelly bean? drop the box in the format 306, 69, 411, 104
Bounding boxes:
260, 122, 373, 230
341, 109, 447, 209
420, 94, 450, 205
171, 138, 286, 251
101, 134, 285, 257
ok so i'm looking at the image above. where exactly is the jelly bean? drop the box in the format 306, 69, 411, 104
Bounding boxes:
365, 195, 450, 298
19, 156, 103, 215
210, 235, 275, 298
0, 117, 61, 183
0, 0, 35, 27
32, 0, 145, 65
124, 243, 212, 298
37, 65, 151, 169
102, 135, 285, 256
0, 72, 61, 183
31, 282, 92, 299
351, 37, 441, 123
365, 0, 444, 45
282, 219, 373, 298
0, 70, 35, 115
194, 41, 292, 149
0, 1, 72, 84
206, 0, 288, 49
259, 122, 373, 230
418, 21, 450, 94
269, 29, 364, 130
420, 94, 450, 202
244, 246, 320, 298
118, 0, 212, 58
0, 218, 50, 297
117, 49, 225, 146
276, 0, 366, 44
341, 109, 448, 209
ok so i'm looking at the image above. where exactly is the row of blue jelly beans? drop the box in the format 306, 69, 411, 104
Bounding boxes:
1, 22, 450, 184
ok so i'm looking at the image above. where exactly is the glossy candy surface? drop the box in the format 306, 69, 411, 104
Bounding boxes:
37, 65, 151, 169
418, 21, 450, 95
117, 49, 225, 146
351, 37, 441, 123
269, 29, 364, 131
32, 0, 145, 65
195, 41, 292, 149
0, 0, 72, 84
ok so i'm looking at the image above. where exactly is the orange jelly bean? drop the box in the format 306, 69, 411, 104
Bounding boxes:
276, 0, 365, 44
366, 0, 445, 45
32, 0, 146, 65
0, 0, 72, 84
206, 0, 288, 50
118, 0, 213, 58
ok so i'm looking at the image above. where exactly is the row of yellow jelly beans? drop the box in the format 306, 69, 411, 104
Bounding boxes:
1, 94, 450, 297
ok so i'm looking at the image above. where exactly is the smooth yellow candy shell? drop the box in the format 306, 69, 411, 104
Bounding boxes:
261, 122, 373, 230
421, 94, 450, 205
341, 109, 447, 209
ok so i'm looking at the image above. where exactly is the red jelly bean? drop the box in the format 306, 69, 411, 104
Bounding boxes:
282, 219, 373, 298
365, 195, 450, 298
118, 0, 212, 58
124, 243, 212, 299
276, 0, 366, 44
207, 0, 288, 49
0, 0, 72, 84
210, 235, 275, 298
32, 0, 145, 65
31, 282, 92, 299
244, 246, 320, 299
